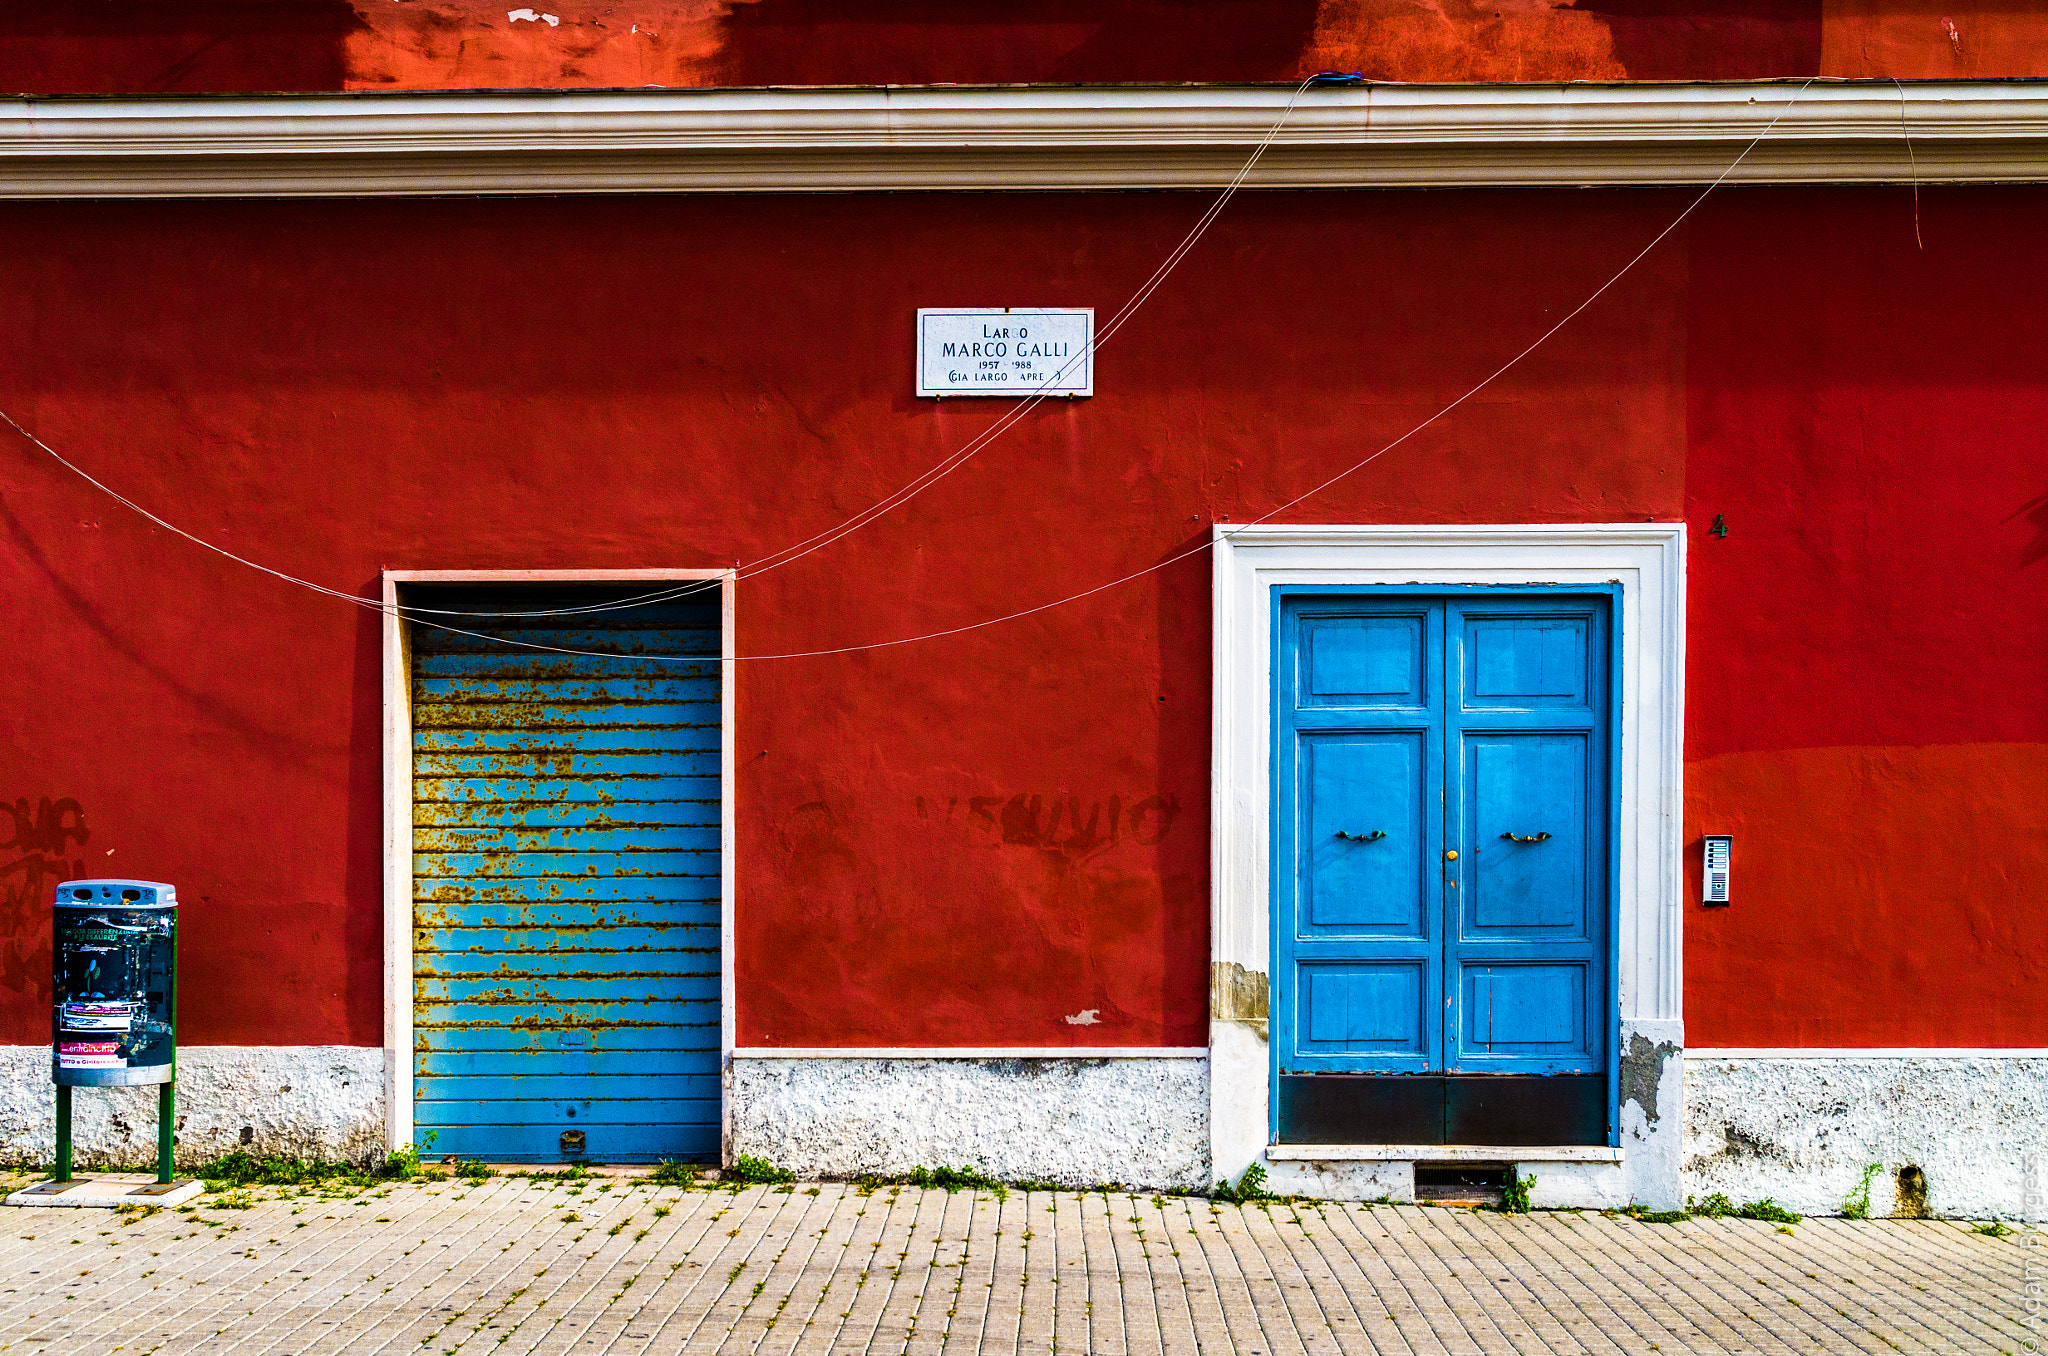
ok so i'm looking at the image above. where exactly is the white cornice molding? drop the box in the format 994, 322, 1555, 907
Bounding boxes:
4, 81, 2048, 197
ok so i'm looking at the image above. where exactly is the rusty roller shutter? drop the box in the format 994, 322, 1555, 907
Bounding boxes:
409, 584, 721, 1163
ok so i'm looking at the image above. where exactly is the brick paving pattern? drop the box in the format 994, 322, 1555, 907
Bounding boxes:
0, 1174, 2024, 1354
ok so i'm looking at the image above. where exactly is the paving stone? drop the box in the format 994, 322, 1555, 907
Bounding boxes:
0, 1174, 2027, 1354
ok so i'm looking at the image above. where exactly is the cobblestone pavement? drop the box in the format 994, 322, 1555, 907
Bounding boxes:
0, 1172, 2026, 1355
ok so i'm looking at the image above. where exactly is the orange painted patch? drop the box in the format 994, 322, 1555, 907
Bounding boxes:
1823, 0, 2048, 78
1686, 742, 2048, 1048
345, 0, 734, 90
1302, 0, 1624, 83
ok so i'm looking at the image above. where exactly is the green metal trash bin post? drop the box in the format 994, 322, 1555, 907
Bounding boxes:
52, 879, 178, 1184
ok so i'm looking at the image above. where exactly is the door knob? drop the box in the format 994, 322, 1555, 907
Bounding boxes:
1444, 850, 1458, 861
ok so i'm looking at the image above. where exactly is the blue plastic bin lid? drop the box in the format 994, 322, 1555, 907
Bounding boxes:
54, 879, 176, 908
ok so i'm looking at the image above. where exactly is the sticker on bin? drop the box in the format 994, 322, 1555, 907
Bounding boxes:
61, 1002, 138, 1031
59, 1042, 123, 1069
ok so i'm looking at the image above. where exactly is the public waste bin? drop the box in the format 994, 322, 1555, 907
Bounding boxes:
41, 878, 181, 1187
53, 879, 177, 1086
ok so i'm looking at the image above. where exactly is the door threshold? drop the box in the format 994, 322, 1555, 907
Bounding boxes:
1268, 1144, 1621, 1163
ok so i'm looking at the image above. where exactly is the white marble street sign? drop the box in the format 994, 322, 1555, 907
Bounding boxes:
916, 308, 1093, 398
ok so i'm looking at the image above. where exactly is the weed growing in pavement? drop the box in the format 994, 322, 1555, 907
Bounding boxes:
1682, 1193, 1803, 1224
849, 1166, 1009, 1199
1500, 1174, 1535, 1214
1972, 1220, 2014, 1237
513, 1163, 593, 1184
1212, 1163, 1268, 1203
1841, 1163, 1884, 1220
648, 1160, 704, 1186
728, 1155, 794, 1186
1741, 1198, 1804, 1224
191, 1149, 438, 1194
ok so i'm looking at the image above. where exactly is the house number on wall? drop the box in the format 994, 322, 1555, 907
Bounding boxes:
916, 308, 1094, 398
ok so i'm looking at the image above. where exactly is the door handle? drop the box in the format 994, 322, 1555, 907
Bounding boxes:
1500, 831, 1552, 843
1335, 829, 1386, 842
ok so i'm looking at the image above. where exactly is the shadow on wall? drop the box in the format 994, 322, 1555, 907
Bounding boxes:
2013, 490, 2048, 567
0, 499, 317, 772
0, 0, 363, 93
711, 0, 1323, 85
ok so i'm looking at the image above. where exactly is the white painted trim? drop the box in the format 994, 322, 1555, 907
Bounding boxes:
732, 1047, 1209, 1059
1207, 524, 1687, 1196
4, 82, 2048, 198
1268, 1144, 1623, 1163
718, 573, 736, 1169
380, 574, 410, 1154
1689, 1048, 2048, 1059
380, 568, 736, 1159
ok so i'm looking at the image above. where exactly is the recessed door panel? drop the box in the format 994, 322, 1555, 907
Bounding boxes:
1465, 735, 1588, 935
1462, 964, 1590, 1061
1302, 734, 1425, 935
1301, 614, 1426, 706
1465, 615, 1590, 706
1299, 963, 1425, 1054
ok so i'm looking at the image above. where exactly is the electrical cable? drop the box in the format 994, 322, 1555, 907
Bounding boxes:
1, 77, 1331, 626
8, 78, 1814, 665
725, 74, 1331, 585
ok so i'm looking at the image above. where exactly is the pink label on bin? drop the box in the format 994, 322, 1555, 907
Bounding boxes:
59, 1041, 123, 1068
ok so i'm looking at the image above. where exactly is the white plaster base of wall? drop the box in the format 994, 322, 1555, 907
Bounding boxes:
1684, 1054, 2048, 1219
729, 1057, 1210, 1191
1264, 1159, 1414, 1202
0, 1046, 385, 1169
1524, 1162, 1630, 1211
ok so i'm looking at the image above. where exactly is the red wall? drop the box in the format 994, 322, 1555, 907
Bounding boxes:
0, 185, 2041, 1051
1683, 188, 2048, 1045
5, 0, 2048, 93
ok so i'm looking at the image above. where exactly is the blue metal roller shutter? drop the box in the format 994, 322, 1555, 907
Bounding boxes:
408, 586, 722, 1163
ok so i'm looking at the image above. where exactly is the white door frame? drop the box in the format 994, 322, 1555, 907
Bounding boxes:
381, 568, 737, 1159
1209, 524, 1686, 1205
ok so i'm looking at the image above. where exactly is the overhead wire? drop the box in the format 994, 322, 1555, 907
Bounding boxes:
9, 78, 1815, 665
725, 75, 1331, 586
2, 77, 1329, 626
712, 76, 1826, 663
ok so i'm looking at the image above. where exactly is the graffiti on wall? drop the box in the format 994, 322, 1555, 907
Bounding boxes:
1, 796, 90, 998
918, 792, 1180, 860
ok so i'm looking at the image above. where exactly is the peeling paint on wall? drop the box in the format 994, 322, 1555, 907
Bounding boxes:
1210, 961, 1268, 1041
1620, 1031, 1678, 1126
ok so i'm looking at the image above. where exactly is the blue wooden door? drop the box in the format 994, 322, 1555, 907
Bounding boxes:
1274, 592, 1611, 1144
409, 587, 722, 1163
